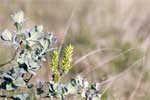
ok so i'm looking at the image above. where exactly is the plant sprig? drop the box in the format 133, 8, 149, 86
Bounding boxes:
0, 10, 102, 100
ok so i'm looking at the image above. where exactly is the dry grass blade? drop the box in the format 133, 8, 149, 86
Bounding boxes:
58, 6, 76, 54
128, 36, 150, 100
90, 55, 144, 100
100, 57, 144, 100
73, 48, 121, 66
81, 48, 135, 76
100, 56, 143, 86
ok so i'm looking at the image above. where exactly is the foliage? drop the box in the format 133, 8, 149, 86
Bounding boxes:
0, 10, 101, 100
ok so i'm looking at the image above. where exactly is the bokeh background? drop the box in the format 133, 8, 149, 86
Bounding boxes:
0, 0, 150, 100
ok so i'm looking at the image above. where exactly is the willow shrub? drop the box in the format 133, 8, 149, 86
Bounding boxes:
0, 10, 101, 100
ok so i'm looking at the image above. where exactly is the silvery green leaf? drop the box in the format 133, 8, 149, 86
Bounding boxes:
11, 10, 24, 24
62, 87, 68, 94
27, 61, 40, 75
45, 48, 56, 53
6, 83, 14, 90
15, 67, 26, 74
44, 41, 50, 53
93, 83, 101, 91
67, 83, 77, 94
91, 94, 101, 100
48, 81, 57, 91
27, 31, 38, 40
26, 25, 42, 41
12, 35, 19, 48
48, 81, 58, 97
40, 39, 49, 54
12, 68, 26, 78
13, 77, 26, 87
30, 61, 40, 69
14, 93, 29, 100
75, 75, 85, 87
56, 84, 68, 95
39, 38, 47, 48
3, 72, 14, 81
15, 23, 22, 32
25, 33, 41, 47
39, 32, 55, 49
47, 32, 54, 44
81, 90, 86, 98
1, 29, 13, 41
17, 57, 25, 64
84, 80, 89, 88
17, 55, 27, 65
36, 25, 43, 33
41, 57, 46, 61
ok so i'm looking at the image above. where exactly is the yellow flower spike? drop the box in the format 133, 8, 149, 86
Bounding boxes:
53, 71, 61, 83
50, 45, 74, 83
51, 50, 59, 72
62, 44, 74, 73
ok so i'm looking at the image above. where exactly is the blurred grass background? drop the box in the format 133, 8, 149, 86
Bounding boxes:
0, 0, 150, 100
